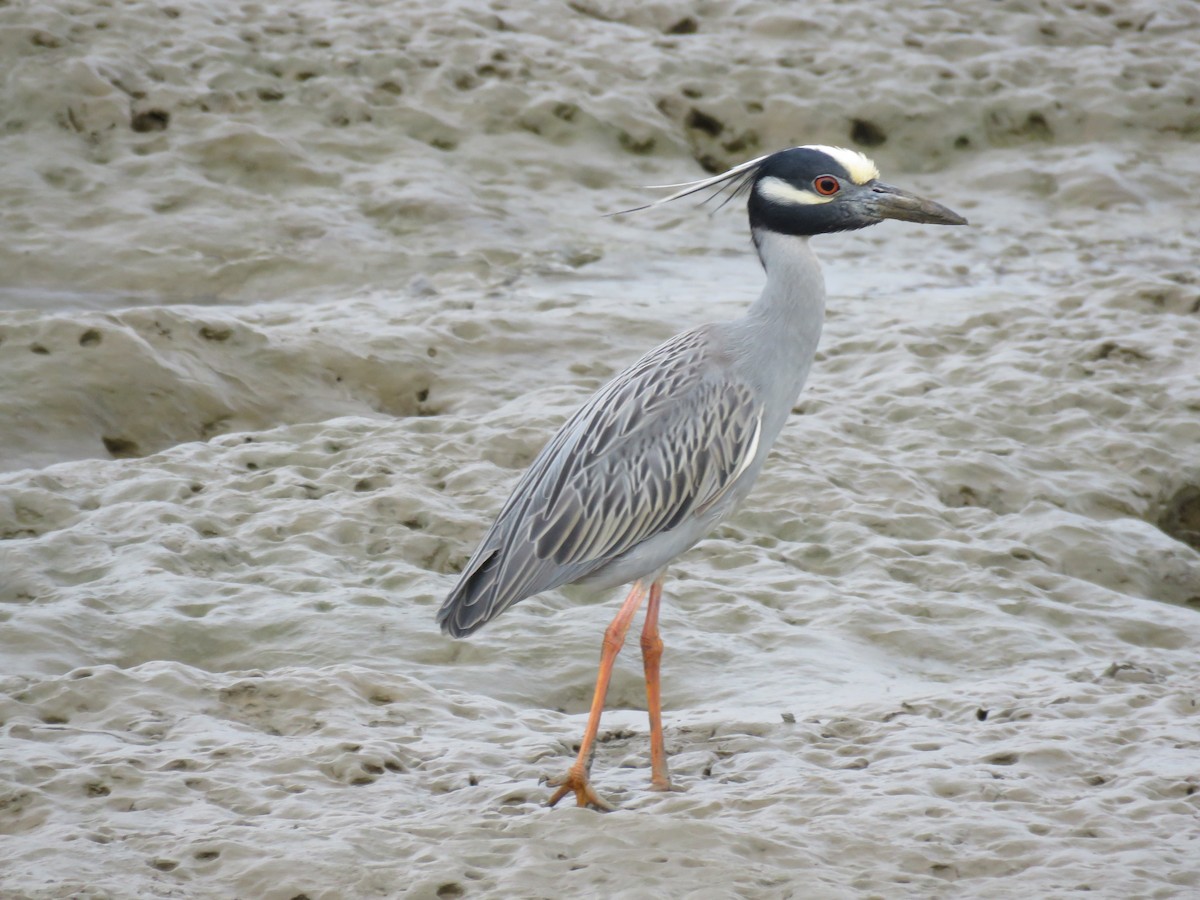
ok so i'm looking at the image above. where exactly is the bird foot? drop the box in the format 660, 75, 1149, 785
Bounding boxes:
648, 776, 675, 793
546, 768, 614, 811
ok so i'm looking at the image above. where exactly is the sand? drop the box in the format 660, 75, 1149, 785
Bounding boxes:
2, 0, 1200, 897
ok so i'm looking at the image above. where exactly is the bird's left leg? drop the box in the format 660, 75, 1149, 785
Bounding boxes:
640, 576, 673, 791
547, 579, 649, 810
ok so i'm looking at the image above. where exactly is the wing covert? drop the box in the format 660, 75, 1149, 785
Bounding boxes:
439, 325, 764, 635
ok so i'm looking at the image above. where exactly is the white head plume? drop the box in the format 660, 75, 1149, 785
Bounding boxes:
606, 145, 879, 217
605, 151, 772, 217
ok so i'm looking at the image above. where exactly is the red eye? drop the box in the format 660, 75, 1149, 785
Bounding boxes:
813, 175, 840, 196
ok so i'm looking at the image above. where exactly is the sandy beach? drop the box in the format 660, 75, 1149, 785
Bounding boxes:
2, 0, 1199, 896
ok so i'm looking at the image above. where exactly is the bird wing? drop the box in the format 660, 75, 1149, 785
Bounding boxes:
439, 326, 763, 636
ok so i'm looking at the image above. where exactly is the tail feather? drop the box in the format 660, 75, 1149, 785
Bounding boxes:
436, 549, 503, 638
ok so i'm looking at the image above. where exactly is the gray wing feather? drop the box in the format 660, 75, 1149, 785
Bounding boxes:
437, 326, 762, 637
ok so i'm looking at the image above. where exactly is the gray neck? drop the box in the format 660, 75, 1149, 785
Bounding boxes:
709, 227, 828, 457
746, 228, 826, 333
729, 230, 827, 419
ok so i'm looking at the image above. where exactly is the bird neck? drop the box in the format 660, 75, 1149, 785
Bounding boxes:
745, 228, 826, 342
722, 228, 827, 441
710, 226, 825, 465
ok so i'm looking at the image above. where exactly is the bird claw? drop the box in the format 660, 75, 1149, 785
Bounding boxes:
546, 769, 615, 811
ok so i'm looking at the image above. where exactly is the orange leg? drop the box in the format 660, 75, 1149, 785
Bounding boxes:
640, 577, 672, 791
547, 580, 649, 810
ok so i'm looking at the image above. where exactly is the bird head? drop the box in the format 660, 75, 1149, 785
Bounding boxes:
621, 145, 967, 235
747, 145, 967, 234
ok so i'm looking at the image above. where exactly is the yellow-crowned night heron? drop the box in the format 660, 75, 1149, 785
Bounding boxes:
437, 145, 967, 809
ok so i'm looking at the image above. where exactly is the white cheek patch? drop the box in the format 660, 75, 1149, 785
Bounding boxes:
804, 145, 880, 185
756, 175, 830, 206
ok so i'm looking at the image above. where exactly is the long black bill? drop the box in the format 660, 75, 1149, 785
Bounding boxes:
864, 182, 968, 226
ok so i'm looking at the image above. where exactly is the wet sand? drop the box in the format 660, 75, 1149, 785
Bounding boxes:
2, 0, 1200, 897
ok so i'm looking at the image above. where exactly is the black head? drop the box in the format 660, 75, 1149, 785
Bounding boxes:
747, 145, 967, 236
612, 144, 967, 236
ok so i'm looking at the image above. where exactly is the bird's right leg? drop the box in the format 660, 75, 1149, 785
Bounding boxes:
547, 580, 649, 811
640, 576, 673, 792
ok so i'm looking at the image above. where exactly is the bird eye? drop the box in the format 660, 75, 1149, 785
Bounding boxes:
813, 175, 840, 196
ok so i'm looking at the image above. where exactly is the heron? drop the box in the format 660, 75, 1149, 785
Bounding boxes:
437, 145, 967, 809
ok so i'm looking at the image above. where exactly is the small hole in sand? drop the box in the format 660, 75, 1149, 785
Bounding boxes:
102, 436, 140, 458
199, 325, 233, 342
850, 118, 887, 147
685, 108, 723, 137
1157, 486, 1200, 551
131, 110, 170, 133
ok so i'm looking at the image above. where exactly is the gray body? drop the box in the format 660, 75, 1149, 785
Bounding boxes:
438, 231, 824, 637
